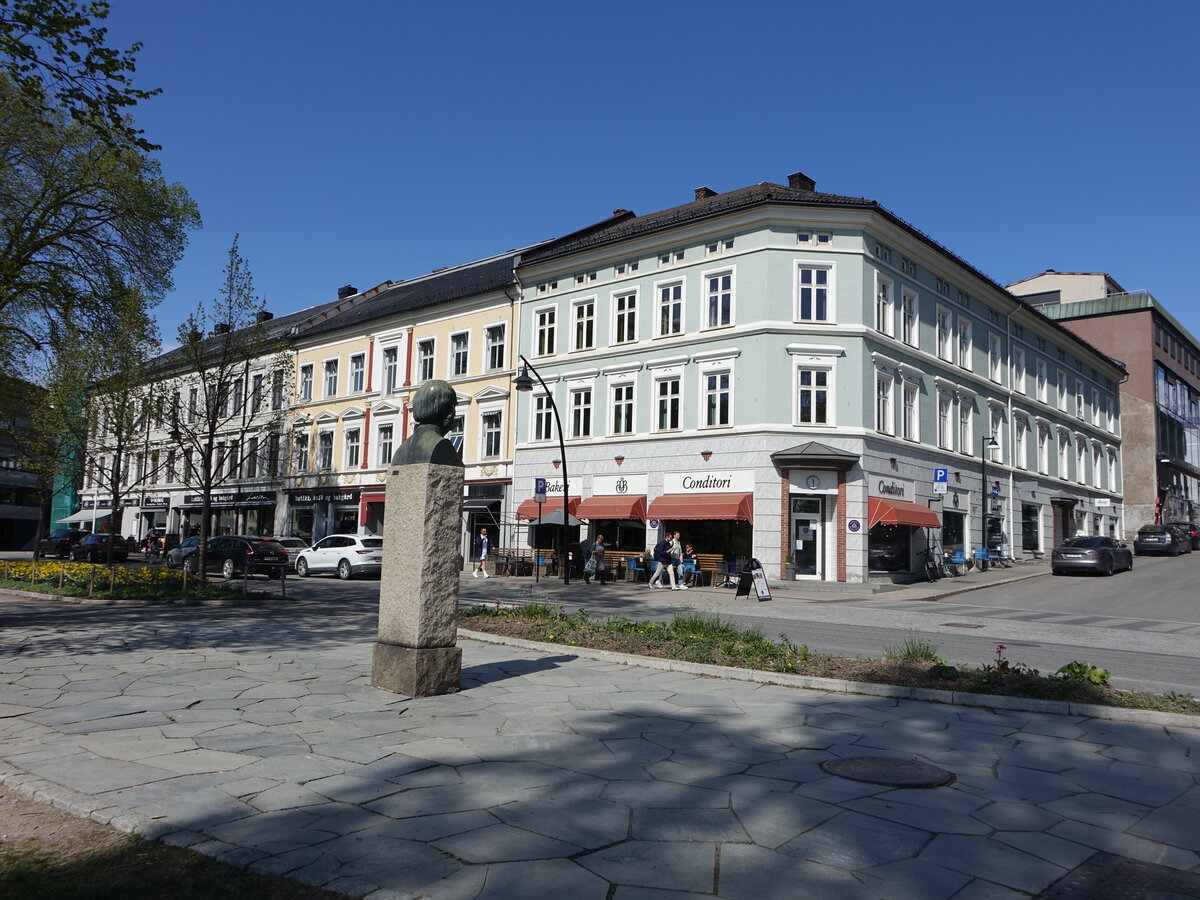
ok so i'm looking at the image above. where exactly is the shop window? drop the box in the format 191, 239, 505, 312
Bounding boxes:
868, 523, 911, 573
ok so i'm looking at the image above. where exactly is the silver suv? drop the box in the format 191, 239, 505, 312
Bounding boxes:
294, 534, 383, 580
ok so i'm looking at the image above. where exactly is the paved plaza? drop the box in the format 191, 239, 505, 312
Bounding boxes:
1, 590, 1199, 899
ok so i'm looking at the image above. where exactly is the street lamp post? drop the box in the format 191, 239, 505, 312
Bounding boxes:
514, 355, 571, 585
980, 434, 1000, 571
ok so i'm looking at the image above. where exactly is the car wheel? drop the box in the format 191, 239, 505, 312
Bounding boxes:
222, 558, 237, 579
183, 556, 197, 574
1052, 568, 1064, 576
296, 558, 309, 578
1126, 556, 1133, 572
1103, 556, 1114, 577
337, 559, 352, 580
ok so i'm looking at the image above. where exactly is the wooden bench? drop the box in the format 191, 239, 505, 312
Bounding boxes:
689, 553, 728, 588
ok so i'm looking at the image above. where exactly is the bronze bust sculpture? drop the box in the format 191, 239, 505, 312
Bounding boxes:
390, 380, 463, 467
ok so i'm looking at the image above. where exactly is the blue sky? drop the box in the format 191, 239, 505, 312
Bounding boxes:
104, 0, 1200, 344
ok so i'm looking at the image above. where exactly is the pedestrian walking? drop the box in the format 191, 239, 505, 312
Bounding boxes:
472, 527, 492, 578
669, 531, 688, 590
584, 533, 609, 585
648, 534, 678, 590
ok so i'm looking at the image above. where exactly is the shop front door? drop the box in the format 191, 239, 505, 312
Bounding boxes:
790, 497, 824, 579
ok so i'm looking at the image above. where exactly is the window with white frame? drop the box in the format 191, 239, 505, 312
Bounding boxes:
796, 265, 831, 322
1092, 443, 1102, 488
704, 370, 730, 427
378, 423, 393, 465
957, 318, 972, 370
936, 307, 953, 360
417, 339, 435, 382
1036, 358, 1048, 402
1075, 379, 1085, 419
706, 237, 735, 255
232, 379, 244, 415
447, 415, 464, 453
1014, 418, 1027, 469
323, 360, 338, 398
1058, 431, 1070, 478
705, 270, 733, 328
1038, 425, 1049, 474
902, 381, 918, 441
1108, 450, 1118, 490
1056, 369, 1067, 410
298, 366, 312, 402
657, 281, 683, 336
570, 386, 592, 438
989, 333, 1002, 382
989, 410, 1003, 462
532, 394, 553, 441
345, 427, 361, 468
1091, 387, 1102, 427
348, 354, 364, 393
317, 431, 333, 470
167, 447, 178, 482
1012, 347, 1026, 394
875, 373, 893, 434
271, 370, 284, 409
228, 441, 241, 477
573, 299, 595, 350
535, 308, 556, 356
451, 332, 469, 376
614, 260, 639, 275
1075, 437, 1086, 484
574, 271, 597, 285
251, 373, 263, 413
796, 368, 830, 425
875, 273, 893, 335
613, 290, 637, 344
486, 325, 505, 371
1106, 393, 1115, 433
658, 250, 684, 267
292, 433, 309, 473
900, 288, 917, 346
610, 382, 635, 435
481, 411, 502, 458
656, 377, 680, 431
383, 347, 398, 393
959, 402, 973, 454
938, 394, 953, 450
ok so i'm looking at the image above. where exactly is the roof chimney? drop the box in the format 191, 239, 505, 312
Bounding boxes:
694, 186, 718, 201
214, 323, 230, 334
337, 285, 357, 300
255, 310, 274, 323
787, 171, 816, 191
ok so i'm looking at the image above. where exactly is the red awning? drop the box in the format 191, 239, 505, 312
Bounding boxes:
360, 492, 386, 505
646, 493, 754, 523
516, 497, 580, 520
867, 497, 941, 529
575, 495, 647, 521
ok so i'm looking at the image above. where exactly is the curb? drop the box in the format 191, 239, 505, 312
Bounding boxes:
457, 628, 1199, 729
0, 587, 296, 606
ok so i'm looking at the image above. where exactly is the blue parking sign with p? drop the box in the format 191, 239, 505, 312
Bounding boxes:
534, 477, 547, 503
933, 468, 948, 483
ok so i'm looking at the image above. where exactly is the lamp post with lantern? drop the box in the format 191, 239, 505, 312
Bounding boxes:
514, 355, 571, 585
979, 434, 1000, 570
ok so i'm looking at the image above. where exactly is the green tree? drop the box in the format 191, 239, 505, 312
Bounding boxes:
0, 73, 199, 369
0, 0, 158, 150
163, 238, 292, 579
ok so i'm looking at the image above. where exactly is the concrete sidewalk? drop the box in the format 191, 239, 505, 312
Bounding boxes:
1, 589, 1198, 899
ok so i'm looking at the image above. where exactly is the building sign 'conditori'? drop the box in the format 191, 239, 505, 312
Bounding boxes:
869, 479, 914, 503
663, 470, 754, 494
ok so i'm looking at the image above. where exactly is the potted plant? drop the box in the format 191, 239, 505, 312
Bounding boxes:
784, 551, 798, 581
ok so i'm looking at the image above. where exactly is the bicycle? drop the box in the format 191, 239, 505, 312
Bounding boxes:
918, 547, 944, 582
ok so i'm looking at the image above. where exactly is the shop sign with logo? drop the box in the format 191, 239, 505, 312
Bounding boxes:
787, 469, 838, 493
870, 478, 914, 503
141, 496, 170, 509
663, 469, 753, 494
593, 473, 648, 496
240, 491, 275, 505
541, 477, 577, 497
287, 489, 361, 504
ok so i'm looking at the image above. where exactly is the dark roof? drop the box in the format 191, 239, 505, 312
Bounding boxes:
299, 253, 520, 339
771, 441, 860, 471
523, 182, 875, 264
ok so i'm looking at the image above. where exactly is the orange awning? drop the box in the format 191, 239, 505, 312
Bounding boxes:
867, 497, 941, 529
575, 495, 647, 521
516, 497, 580, 520
646, 493, 754, 523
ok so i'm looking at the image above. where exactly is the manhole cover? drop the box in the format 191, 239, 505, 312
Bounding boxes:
820, 756, 954, 788
1035, 851, 1200, 899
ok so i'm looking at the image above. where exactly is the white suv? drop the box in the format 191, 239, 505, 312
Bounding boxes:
295, 534, 384, 580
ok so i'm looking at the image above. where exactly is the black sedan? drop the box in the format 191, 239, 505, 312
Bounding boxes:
68, 533, 130, 564
37, 528, 87, 558
181, 535, 287, 579
1051, 536, 1133, 576
1166, 522, 1199, 552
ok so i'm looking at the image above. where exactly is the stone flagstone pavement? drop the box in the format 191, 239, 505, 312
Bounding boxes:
1, 596, 1198, 899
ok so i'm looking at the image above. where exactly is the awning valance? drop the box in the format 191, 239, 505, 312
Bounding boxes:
867, 497, 941, 529
57, 510, 98, 524
647, 493, 753, 523
516, 497, 580, 520
575, 495, 647, 521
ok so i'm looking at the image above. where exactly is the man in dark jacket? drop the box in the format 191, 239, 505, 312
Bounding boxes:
648, 535, 678, 590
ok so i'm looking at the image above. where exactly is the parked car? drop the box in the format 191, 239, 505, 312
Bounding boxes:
164, 535, 202, 569
1133, 524, 1187, 556
1167, 522, 1200, 552
1050, 535, 1133, 576
270, 537, 309, 572
180, 535, 288, 579
294, 534, 384, 580
37, 528, 86, 558
69, 533, 129, 563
